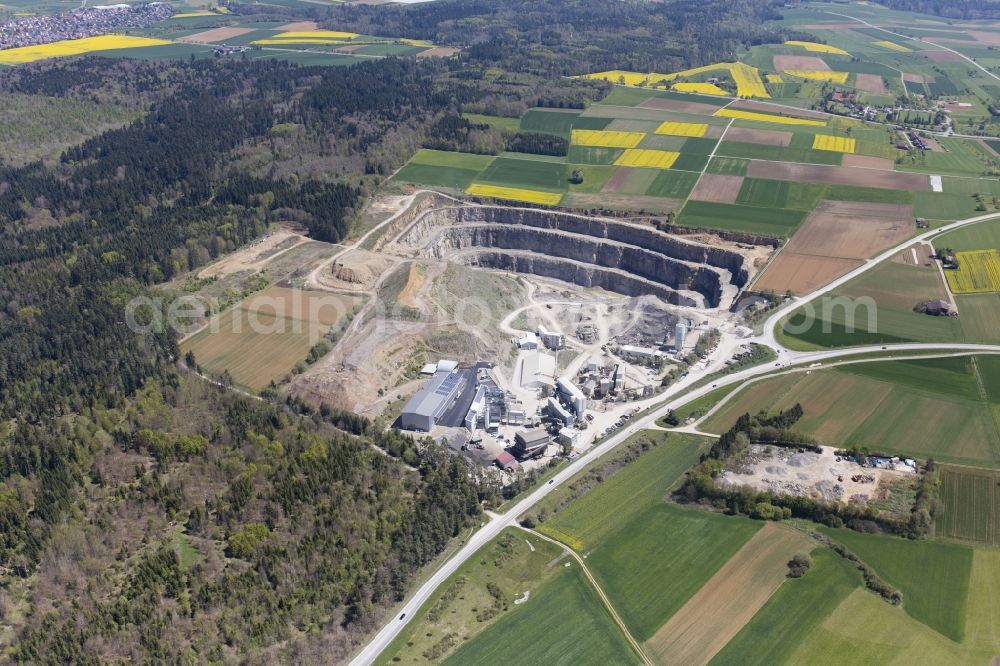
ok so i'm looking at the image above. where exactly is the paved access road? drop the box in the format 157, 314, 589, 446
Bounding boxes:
350, 208, 1000, 665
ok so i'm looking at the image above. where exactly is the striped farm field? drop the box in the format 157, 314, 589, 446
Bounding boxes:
571, 129, 645, 148
946, 250, 1000, 294
766, 73, 784, 83
0, 35, 172, 64
784, 40, 849, 55
715, 108, 826, 126
465, 183, 562, 205
613, 149, 680, 169
730, 62, 770, 98
784, 70, 850, 83
873, 39, 912, 52
936, 466, 1000, 547
654, 121, 708, 137
671, 82, 727, 95
813, 134, 857, 153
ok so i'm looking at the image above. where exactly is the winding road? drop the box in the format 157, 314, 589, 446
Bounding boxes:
349, 205, 1000, 664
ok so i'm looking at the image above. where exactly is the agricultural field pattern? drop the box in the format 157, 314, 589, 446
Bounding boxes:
4, 0, 1000, 664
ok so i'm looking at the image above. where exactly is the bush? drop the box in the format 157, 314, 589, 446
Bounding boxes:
787, 553, 812, 578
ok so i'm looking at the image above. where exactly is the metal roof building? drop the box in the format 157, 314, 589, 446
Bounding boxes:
399, 369, 466, 432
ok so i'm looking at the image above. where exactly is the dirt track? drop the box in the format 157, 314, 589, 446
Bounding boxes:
746, 160, 930, 191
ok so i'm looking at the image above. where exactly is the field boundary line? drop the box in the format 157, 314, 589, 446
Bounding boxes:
678, 118, 733, 216
519, 526, 653, 666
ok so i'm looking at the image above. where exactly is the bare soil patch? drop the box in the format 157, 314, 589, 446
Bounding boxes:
920, 135, 943, 152
638, 97, 722, 116
645, 524, 814, 665
562, 192, 682, 212
278, 21, 319, 31
335, 44, 366, 53
970, 30, 1000, 46
919, 49, 965, 63
773, 54, 831, 71
854, 73, 888, 95
841, 154, 894, 170
724, 127, 792, 147
755, 254, 861, 295
746, 160, 930, 191
902, 72, 933, 83
321, 249, 395, 291
416, 46, 460, 58
729, 99, 829, 120
602, 167, 637, 193
689, 174, 744, 204
754, 200, 913, 293
182, 27, 254, 44
198, 230, 307, 279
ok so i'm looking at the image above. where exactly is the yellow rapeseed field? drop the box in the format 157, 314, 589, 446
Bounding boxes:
784, 70, 850, 84
465, 184, 562, 206
766, 73, 784, 83
873, 40, 911, 52
671, 82, 727, 96
613, 149, 680, 169
654, 121, 708, 137
0, 35, 172, 65
579, 62, 769, 98
715, 108, 826, 126
812, 134, 857, 153
945, 250, 1000, 294
571, 129, 645, 148
784, 40, 849, 55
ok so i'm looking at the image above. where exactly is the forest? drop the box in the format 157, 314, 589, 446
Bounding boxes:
319, 0, 806, 76
872, 0, 1000, 19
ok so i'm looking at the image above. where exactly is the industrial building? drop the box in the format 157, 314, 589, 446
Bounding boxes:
537, 325, 565, 350
674, 323, 687, 354
516, 331, 539, 350
519, 349, 556, 390
547, 396, 574, 427
513, 428, 550, 459
619, 344, 663, 362
398, 363, 466, 431
556, 377, 587, 417
464, 385, 488, 430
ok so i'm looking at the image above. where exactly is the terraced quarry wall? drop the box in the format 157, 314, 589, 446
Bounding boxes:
392, 204, 759, 309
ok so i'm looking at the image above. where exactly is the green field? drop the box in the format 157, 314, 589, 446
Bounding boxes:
443, 563, 640, 665
477, 156, 570, 192
645, 169, 700, 199
935, 466, 1000, 547
710, 548, 860, 666
538, 431, 708, 550
586, 504, 761, 641
463, 113, 520, 131
678, 200, 806, 236
392, 149, 494, 189
706, 156, 749, 176
703, 357, 1000, 467
817, 527, 973, 642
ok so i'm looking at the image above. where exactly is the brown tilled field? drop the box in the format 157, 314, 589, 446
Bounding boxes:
724, 127, 793, 147
688, 174, 745, 203
773, 54, 831, 71
729, 99, 829, 120
335, 44, 366, 53
854, 73, 888, 95
181, 286, 360, 391
902, 72, 933, 83
562, 192, 682, 212
746, 160, 930, 191
841, 154, 894, 170
753, 200, 914, 294
181, 27, 254, 43
416, 47, 460, 58
638, 97, 724, 116
278, 21, 319, 31
645, 524, 814, 665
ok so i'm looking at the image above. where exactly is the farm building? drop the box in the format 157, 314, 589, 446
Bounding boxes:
399, 365, 466, 431
513, 428, 550, 459
914, 299, 956, 317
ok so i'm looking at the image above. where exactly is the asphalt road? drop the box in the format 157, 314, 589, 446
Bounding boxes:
350, 209, 1000, 665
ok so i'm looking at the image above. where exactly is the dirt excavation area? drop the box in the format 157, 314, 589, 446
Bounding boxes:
198, 229, 309, 279
720, 445, 917, 505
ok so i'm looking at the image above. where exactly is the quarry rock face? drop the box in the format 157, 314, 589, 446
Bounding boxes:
395, 204, 756, 309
